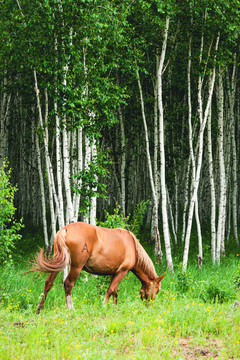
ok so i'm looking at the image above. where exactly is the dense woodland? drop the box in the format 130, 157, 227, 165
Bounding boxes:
0, 0, 240, 271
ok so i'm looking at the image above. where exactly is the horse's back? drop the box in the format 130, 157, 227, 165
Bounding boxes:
63, 222, 136, 275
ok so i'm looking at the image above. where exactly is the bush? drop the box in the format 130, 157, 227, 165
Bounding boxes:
97, 201, 148, 238
200, 283, 233, 303
129, 200, 149, 238
0, 161, 23, 264
176, 272, 191, 293
233, 263, 240, 290
97, 204, 129, 229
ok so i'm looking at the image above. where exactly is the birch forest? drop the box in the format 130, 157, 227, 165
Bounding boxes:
1, 0, 240, 271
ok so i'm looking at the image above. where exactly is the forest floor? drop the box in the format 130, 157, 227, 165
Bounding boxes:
0, 251, 239, 359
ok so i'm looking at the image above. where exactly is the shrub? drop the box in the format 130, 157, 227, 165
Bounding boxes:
201, 283, 232, 304
0, 161, 23, 264
233, 263, 240, 290
97, 204, 129, 229
176, 272, 191, 293
129, 200, 149, 238
97, 201, 148, 238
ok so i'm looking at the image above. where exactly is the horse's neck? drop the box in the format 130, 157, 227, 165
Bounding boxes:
131, 235, 157, 284
132, 262, 157, 284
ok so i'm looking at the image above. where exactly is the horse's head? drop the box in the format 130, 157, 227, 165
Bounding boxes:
140, 273, 166, 301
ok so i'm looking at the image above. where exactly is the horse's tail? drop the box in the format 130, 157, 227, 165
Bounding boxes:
31, 228, 70, 273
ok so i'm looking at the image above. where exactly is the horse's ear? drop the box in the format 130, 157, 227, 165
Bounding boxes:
156, 273, 166, 283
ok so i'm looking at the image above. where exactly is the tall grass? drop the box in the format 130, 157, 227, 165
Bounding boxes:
0, 250, 239, 359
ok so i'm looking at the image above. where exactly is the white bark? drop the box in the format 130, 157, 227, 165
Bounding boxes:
186, 34, 203, 266
181, 158, 191, 243
73, 127, 83, 221
207, 99, 216, 264
119, 105, 126, 217
36, 134, 49, 248
182, 34, 219, 270
83, 135, 91, 223
216, 68, 226, 264
55, 100, 65, 228
136, 65, 162, 260
63, 123, 74, 223
34, 69, 57, 243
227, 58, 238, 245
157, 16, 173, 271
90, 141, 97, 225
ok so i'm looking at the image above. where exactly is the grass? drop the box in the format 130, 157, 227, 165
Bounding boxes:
0, 253, 239, 359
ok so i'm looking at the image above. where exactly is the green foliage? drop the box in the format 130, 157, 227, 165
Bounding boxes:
176, 272, 191, 293
200, 283, 233, 304
0, 162, 23, 264
129, 200, 149, 238
97, 204, 130, 229
233, 262, 240, 290
97, 201, 148, 238
72, 149, 110, 217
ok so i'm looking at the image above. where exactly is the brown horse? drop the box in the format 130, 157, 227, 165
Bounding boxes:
32, 222, 166, 313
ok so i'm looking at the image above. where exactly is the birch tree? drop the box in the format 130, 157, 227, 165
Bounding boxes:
136, 65, 162, 260
216, 68, 226, 264
226, 57, 239, 245
157, 15, 173, 271
183, 29, 220, 270
207, 93, 216, 264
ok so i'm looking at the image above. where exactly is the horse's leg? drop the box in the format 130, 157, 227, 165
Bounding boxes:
112, 287, 119, 305
36, 271, 59, 314
64, 266, 82, 310
109, 275, 119, 305
104, 270, 128, 305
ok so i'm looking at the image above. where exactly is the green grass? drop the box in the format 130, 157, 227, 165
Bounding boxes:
0, 254, 240, 359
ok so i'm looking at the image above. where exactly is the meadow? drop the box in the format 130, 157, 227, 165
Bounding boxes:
0, 241, 239, 360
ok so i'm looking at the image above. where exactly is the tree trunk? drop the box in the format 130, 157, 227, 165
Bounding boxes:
207, 97, 216, 264
157, 16, 173, 271
216, 68, 226, 264
136, 65, 162, 261
36, 134, 49, 248
119, 105, 126, 217
227, 59, 238, 245
183, 37, 219, 270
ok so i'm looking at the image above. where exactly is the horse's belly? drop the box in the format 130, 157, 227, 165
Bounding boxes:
83, 262, 118, 275
83, 253, 127, 275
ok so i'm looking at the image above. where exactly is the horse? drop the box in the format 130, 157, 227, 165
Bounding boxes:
31, 222, 166, 313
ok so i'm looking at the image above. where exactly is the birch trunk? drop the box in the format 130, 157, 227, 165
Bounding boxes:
63, 122, 74, 223
55, 100, 65, 228
227, 59, 238, 245
182, 34, 219, 270
36, 134, 49, 248
207, 99, 216, 264
216, 68, 226, 264
83, 135, 91, 223
73, 127, 83, 221
181, 157, 191, 243
34, 69, 57, 247
136, 66, 162, 260
157, 16, 173, 271
186, 34, 202, 266
119, 105, 126, 217
90, 141, 97, 225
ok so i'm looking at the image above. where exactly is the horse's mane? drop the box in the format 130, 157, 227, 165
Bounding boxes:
128, 230, 157, 280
